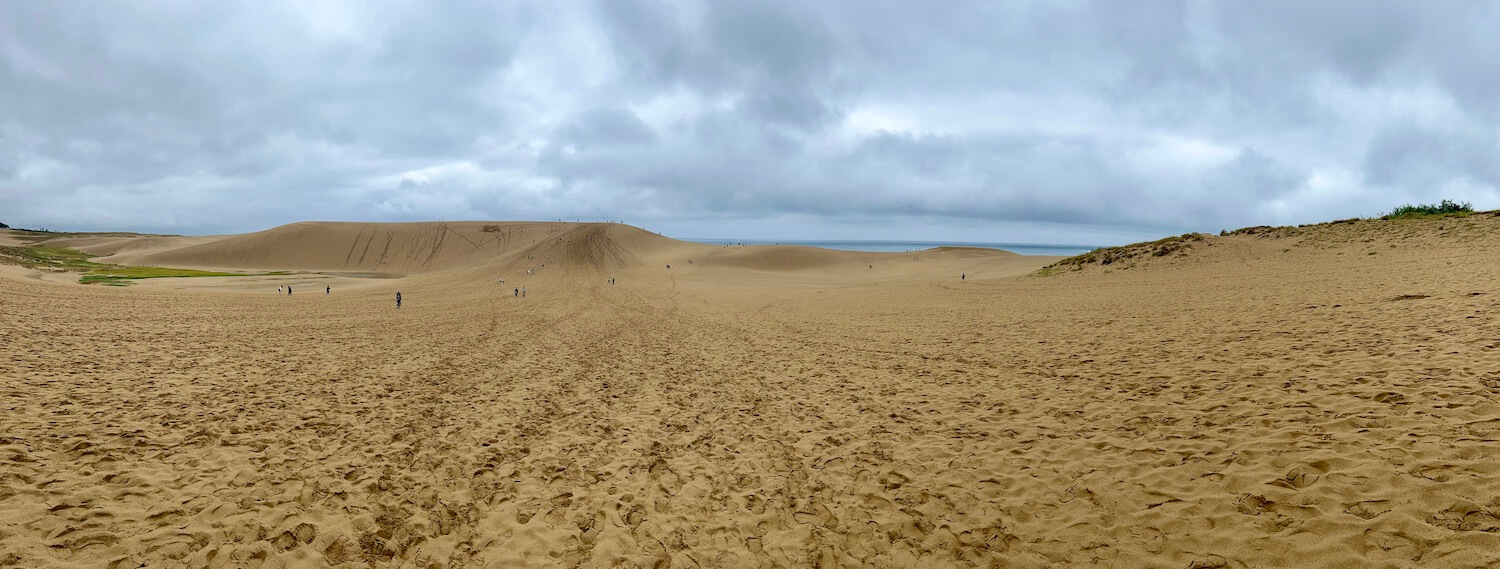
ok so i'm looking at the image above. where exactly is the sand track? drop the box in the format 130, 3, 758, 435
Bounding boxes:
4, 218, 1500, 567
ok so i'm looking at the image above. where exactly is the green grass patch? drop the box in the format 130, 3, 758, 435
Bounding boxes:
1, 243, 252, 285
1032, 265, 1072, 277
1384, 199, 1473, 219
0, 245, 112, 270
79, 267, 248, 284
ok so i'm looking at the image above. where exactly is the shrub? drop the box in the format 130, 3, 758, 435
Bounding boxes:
1386, 200, 1473, 218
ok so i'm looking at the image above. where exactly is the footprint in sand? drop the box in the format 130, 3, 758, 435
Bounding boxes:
1363, 529, 1436, 561
1343, 500, 1390, 520
1267, 468, 1319, 490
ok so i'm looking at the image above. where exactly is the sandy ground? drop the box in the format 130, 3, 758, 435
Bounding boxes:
3, 218, 1500, 568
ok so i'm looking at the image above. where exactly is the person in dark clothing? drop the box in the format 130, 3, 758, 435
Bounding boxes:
514, 288, 518, 297
287, 286, 292, 295
396, 291, 402, 309
962, 273, 966, 280
326, 286, 330, 295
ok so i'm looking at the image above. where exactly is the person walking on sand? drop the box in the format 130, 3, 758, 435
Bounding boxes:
287, 286, 292, 295
962, 273, 966, 280
514, 288, 518, 297
278, 285, 283, 294
522, 286, 526, 297
396, 291, 402, 309
326, 286, 330, 295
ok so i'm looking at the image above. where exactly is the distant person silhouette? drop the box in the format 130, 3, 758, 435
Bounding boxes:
962, 273, 966, 280
278, 286, 282, 294
287, 286, 292, 295
514, 288, 518, 297
326, 286, 330, 295
396, 291, 402, 309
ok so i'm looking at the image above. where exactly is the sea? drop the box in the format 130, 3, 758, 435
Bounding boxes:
684, 238, 1098, 256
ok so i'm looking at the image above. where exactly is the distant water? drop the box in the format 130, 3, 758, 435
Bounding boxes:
685, 238, 1098, 256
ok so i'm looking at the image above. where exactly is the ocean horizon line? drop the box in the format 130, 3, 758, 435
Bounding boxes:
679, 237, 1100, 256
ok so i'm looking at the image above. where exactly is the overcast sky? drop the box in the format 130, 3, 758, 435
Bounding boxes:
2, 1, 1497, 245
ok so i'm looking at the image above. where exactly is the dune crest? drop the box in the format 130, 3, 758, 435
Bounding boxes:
1043, 211, 1500, 275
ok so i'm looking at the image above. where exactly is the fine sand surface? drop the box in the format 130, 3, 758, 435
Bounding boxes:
3, 218, 1500, 568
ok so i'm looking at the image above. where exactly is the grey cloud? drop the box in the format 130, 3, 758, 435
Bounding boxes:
739, 88, 842, 131
2, 1, 1497, 241
597, 1, 836, 93
558, 108, 658, 148
1364, 123, 1500, 189
536, 120, 1308, 233
1214, 1, 1418, 84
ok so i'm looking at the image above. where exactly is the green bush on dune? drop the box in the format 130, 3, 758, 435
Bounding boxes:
1384, 199, 1473, 219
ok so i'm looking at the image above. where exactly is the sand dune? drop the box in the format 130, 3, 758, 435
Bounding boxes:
4, 216, 1500, 567
46, 234, 219, 259
19, 221, 1030, 283
108, 222, 565, 273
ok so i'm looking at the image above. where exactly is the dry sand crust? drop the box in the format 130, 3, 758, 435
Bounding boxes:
2, 218, 1500, 568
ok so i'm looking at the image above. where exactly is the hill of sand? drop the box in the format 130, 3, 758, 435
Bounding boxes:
98, 222, 670, 274
4, 215, 1500, 568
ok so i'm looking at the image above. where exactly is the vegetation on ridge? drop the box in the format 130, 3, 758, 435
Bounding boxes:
1037, 233, 1209, 275
1384, 200, 1472, 219
1037, 200, 1494, 276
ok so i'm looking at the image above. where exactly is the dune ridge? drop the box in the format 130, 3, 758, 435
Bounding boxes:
107, 221, 574, 273
1043, 211, 1500, 275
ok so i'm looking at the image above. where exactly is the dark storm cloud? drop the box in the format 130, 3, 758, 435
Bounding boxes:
1, 1, 1497, 242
